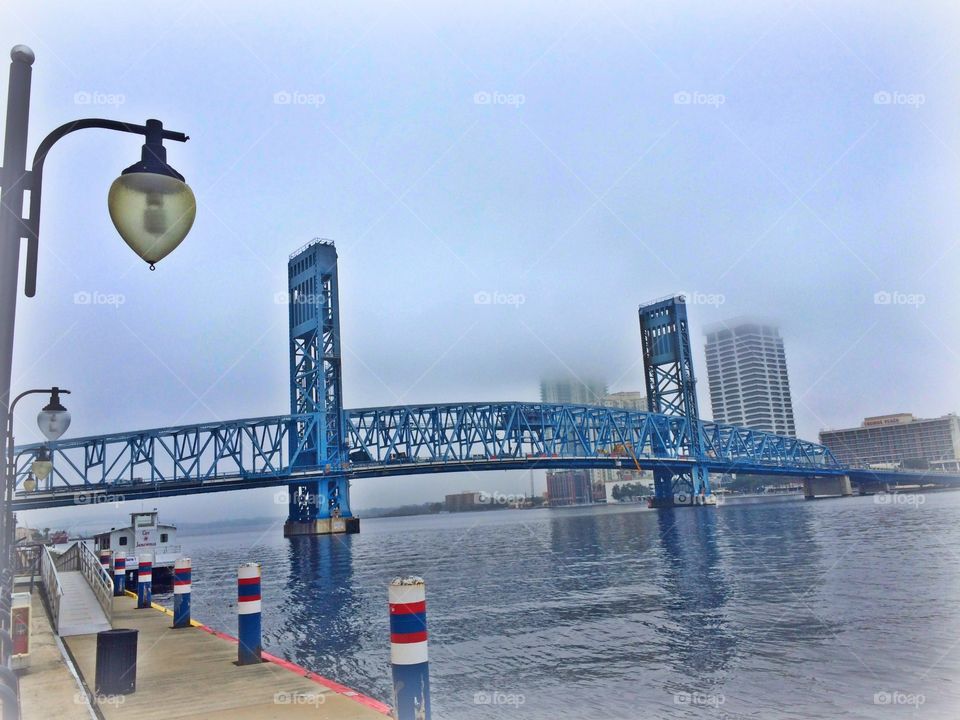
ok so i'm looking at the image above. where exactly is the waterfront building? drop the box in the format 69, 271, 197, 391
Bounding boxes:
445, 491, 483, 512
819, 413, 960, 468
546, 470, 594, 506
704, 318, 797, 437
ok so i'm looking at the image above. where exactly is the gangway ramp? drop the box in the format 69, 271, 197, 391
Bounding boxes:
40, 541, 113, 637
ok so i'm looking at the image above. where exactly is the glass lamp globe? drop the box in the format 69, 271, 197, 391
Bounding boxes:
31, 458, 52, 483
38, 389, 71, 442
108, 172, 196, 268
23, 474, 36, 492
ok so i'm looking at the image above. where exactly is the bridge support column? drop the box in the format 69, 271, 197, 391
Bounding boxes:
648, 465, 715, 508
283, 475, 359, 537
803, 475, 852, 500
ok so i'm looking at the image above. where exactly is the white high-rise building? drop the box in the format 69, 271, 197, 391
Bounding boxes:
704, 318, 796, 437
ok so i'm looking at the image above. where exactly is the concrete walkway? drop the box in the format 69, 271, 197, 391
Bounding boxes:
63, 595, 391, 719
57, 572, 111, 637
19, 589, 92, 720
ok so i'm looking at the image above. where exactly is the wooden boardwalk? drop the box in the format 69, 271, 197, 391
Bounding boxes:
62, 595, 391, 719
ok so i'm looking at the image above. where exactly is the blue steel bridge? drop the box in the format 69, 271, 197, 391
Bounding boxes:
12, 241, 960, 526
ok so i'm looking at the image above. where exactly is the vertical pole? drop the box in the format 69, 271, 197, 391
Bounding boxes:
172, 557, 191, 628
0, 47, 35, 632
237, 563, 261, 665
136, 556, 152, 609
389, 576, 430, 720
113, 556, 126, 596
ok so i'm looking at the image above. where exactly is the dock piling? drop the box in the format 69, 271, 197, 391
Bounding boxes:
113, 556, 126, 596
389, 576, 431, 720
237, 563, 261, 665
136, 556, 152, 609
173, 557, 191, 628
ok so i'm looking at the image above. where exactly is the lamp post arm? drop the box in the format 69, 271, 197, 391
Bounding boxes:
23, 118, 189, 297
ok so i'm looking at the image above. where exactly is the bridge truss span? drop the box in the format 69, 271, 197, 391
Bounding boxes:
12, 402, 846, 510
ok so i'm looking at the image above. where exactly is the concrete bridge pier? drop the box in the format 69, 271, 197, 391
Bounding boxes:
803, 475, 852, 500
283, 475, 359, 536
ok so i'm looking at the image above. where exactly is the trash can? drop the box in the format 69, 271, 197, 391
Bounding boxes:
95, 628, 138, 696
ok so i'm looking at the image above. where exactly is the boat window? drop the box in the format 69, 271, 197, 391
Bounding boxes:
119, 536, 128, 546
160, 533, 168, 543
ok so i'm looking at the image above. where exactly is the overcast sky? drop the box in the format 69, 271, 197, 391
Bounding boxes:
3, 1, 958, 529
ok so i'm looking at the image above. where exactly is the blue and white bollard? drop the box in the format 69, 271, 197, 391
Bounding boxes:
113, 556, 126, 596
237, 563, 262, 665
173, 557, 191, 628
137, 556, 152, 609
389, 576, 430, 720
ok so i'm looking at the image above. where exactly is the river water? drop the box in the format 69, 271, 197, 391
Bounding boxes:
157, 493, 960, 718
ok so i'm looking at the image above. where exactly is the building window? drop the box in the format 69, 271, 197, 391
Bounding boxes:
160, 533, 168, 543
119, 536, 128, 546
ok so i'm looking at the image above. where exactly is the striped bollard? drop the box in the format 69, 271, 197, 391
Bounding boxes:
136, 556, 153, 609
173, 558, 192, 628
113, 556, 126, 596
237, 563, 262, 665
98, 549, 112, 575
389, 577, 431, 720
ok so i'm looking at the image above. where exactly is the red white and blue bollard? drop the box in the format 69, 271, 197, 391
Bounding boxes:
137, 556, 152, 609
98, 549, 112, 576
173, 557, 191, 628
237, 563, 262, 665
113, 556, 126, 596
389, 576, 430, 720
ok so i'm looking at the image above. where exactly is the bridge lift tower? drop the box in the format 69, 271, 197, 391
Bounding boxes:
638, 296, 712, 508
284, 240, 357, 536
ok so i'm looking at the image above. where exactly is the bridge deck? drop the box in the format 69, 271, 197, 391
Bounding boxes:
63, 594, 390, 718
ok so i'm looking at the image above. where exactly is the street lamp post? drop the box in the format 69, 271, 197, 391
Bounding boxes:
0, 44, 194, 690
2, 387, 71, 564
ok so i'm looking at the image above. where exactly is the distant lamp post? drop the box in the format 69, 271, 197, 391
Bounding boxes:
29, 448, 53, 486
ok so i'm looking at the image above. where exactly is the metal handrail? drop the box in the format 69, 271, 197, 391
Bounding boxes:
73, 542, 113, 623
39, 545, 64, 632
